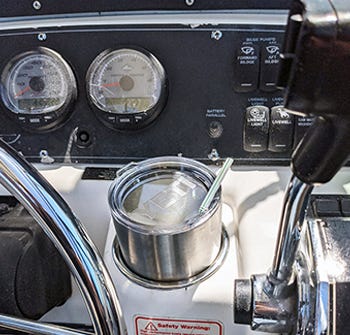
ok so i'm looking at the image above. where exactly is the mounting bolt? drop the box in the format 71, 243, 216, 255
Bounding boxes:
32, 0, 42, 10
38, 33, 47, 41
185, 0, 195, 6
211, 30, 223, 41
39, 150, 54, 164
208, 148, 220, 162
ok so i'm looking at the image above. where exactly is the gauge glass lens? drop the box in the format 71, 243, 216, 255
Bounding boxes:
2, 50, 73, 114
88, 49, 165, 114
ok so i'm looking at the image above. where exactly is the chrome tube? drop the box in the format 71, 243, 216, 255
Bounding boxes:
0, 314, 93, 335
270, 175, 313, 284
0, 139, 125, 335
234, 175, 313, 333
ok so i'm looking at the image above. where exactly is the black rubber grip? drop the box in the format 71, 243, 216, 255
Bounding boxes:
292, 116, 350, 184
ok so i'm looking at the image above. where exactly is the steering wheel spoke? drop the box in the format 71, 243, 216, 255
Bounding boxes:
0, 139, 125, 335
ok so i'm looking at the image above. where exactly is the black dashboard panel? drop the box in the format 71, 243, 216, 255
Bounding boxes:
0, 0, 291, 17
0, 23, 290, 164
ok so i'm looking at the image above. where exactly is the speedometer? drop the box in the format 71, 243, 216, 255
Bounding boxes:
87, 48, 167, 130
0, 47, 76, 131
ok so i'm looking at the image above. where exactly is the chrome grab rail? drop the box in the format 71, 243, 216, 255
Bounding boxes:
0, 139, 125, 335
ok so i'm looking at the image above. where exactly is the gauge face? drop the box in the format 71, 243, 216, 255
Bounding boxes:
1, 48, 76, 117
87, 48, 166, 129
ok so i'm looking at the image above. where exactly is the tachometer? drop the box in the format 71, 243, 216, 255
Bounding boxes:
0, 47, 77, 131
87, 48, 167, 130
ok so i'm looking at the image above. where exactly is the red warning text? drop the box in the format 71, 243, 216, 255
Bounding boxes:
135, 316, 223, 335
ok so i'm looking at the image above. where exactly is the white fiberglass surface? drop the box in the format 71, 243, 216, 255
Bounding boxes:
0, 166, 347, 334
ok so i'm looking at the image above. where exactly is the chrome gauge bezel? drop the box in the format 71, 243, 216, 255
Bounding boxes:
86, 47, 167, 131
0, 47, 77, 132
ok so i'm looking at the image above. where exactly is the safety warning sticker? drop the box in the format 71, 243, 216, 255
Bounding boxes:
135, 316, 223, 335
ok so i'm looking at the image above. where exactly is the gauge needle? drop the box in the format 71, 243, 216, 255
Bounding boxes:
14, 86, 30, 98
101, 82, 120, 88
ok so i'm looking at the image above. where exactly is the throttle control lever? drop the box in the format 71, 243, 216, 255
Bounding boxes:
235, 0, 350, 333
281, 0, 350, 185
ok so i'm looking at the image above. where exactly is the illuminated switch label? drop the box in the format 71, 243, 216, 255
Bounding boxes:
233, 44, 259, 92
260, 44, 281, 92
268, 106, 294, 152
244, 105, 269, 152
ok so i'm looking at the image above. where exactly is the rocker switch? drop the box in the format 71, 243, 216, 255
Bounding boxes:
233, 44, 259, 92
260, 44, 281, 92
244, 106, 269, 152
269, 106, 294, 152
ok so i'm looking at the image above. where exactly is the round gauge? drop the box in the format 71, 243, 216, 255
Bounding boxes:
87, 48, 167, 130
0, 47, 77, 131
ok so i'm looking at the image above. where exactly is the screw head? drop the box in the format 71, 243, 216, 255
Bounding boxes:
208, 148, 220, 161
38, 33, 47, 41
211, 30, 223, 41
39, 150, 48, 158
32, 0, 42, 10
39, 149, 55, 163
185, 0, 195, 6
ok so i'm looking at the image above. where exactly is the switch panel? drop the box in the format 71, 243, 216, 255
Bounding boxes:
0, 22, 294, 165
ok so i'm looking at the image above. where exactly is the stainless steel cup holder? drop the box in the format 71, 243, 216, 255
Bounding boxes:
112, 227, 229, 290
